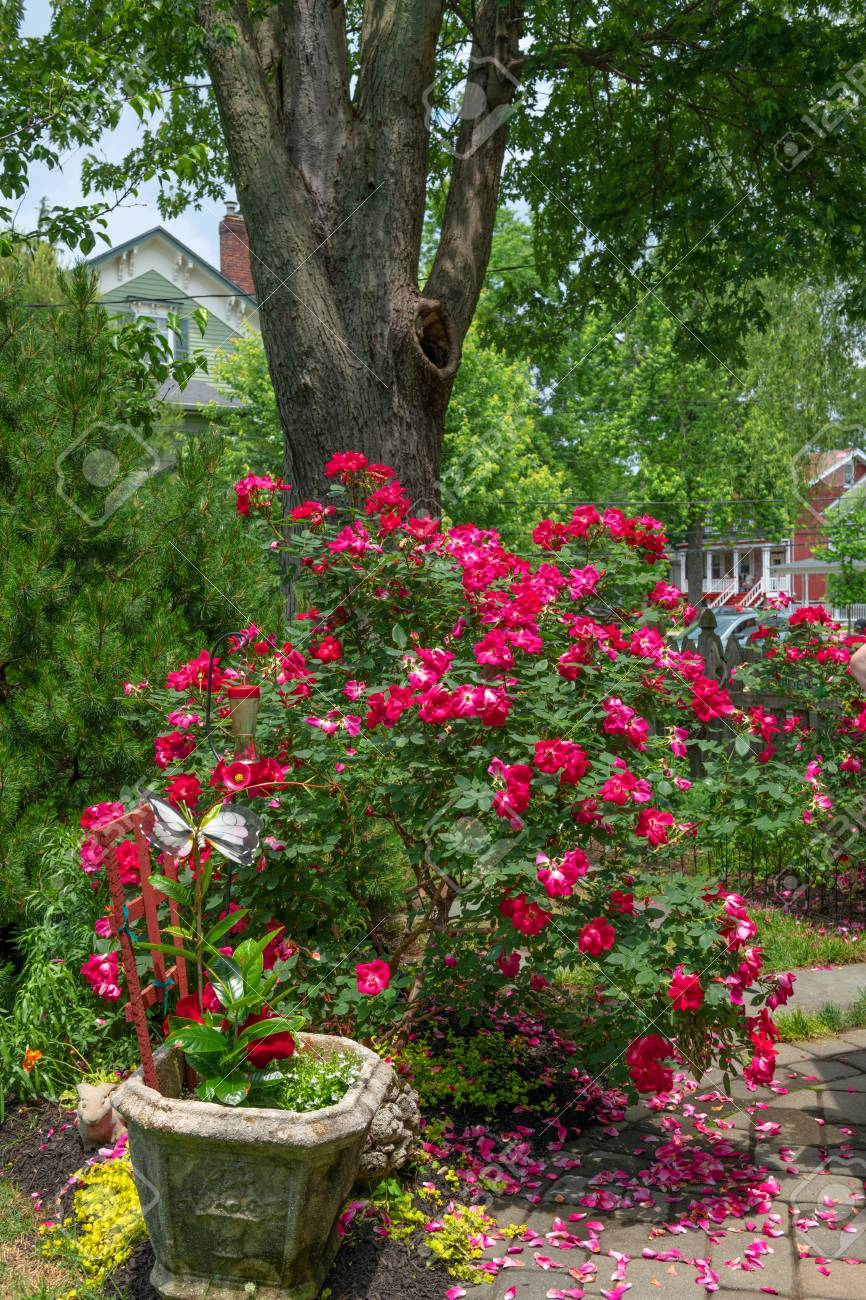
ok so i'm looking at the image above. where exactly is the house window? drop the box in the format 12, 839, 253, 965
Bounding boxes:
845, 459, 855, 487
711, 552, 723, 580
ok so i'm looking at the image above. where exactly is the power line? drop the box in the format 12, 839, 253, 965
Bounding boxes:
21, 293, 259, 308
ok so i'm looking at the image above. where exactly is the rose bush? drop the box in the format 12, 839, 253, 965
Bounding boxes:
80, 454, 803, 1095
712, 603, 866, 889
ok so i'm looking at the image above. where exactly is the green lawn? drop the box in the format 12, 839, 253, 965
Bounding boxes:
0, 1179, 91, 1299
775, 991, 866, 1042
755, 906, 866, 972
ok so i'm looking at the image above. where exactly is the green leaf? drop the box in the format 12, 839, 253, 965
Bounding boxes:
196, 1076, 250, 1106
391, 624, 407, 648
247, 1066, 288, 1085
139, 939, 198, 964
166, 1022, 227, 1055
148, 874, 193, 908
205, 908, 249, 948
208, 953, 246, 1006
236, 1016, 300, 1047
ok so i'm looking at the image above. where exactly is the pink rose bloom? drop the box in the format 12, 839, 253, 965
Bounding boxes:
667, 965, 704, 1012
355, 959, 391, 996
577, 917, 616, 957
635, 807, 675, 847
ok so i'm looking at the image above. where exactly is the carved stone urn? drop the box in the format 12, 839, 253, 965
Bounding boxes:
113, 1033, 397, 1300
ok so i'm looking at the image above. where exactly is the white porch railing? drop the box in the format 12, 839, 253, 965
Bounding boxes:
701, 572, 792, 608
702, 578, 735, 595
832, 605, 866, 624
739, 580, 766, 608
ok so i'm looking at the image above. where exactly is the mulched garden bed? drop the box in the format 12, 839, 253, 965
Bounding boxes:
111, 1229, 451, 1300
0, 1099, 81, 1203
1, 1097, 455, 1300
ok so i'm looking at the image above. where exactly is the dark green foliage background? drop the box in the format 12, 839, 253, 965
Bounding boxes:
0, 252, 277, 925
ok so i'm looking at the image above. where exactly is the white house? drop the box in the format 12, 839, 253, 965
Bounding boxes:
88, 205, 259, 429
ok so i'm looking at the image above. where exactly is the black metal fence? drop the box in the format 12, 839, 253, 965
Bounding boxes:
675, 836, 866, 927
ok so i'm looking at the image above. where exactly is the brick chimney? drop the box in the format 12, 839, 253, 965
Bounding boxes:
219, 201, 255, 297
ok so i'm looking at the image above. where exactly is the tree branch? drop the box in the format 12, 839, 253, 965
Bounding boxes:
195, 0, 351, 369
282, 1, 352, 208
354, 0, 445, 122
194, 1, 297, 209
339, 0, 447, 285
425, 0, 525, 343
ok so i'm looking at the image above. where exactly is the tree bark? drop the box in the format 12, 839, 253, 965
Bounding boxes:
685, 519, 705, 609
195, 0, 524, 509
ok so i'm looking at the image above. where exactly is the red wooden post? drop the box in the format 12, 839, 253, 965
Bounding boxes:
93, 804, 190, 1093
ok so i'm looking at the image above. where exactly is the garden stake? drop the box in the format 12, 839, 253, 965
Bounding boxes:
94, 805, 192, 1093
101, 811, 159, 1092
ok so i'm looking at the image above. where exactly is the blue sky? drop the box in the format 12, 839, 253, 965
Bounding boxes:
19, 0, 226, 266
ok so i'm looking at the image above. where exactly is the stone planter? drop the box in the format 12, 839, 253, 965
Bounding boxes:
113, 1033, 394, 1300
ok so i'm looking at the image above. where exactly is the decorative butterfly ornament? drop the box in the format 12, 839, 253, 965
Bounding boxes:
141, 792, 262, 867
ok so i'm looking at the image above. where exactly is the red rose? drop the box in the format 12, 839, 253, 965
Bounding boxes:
240, 1010, 296, 1068
577, 917, 616, 957
667, 965, 704, 1012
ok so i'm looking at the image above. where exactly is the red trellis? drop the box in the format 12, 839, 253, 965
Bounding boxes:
94, 805, 189, 1092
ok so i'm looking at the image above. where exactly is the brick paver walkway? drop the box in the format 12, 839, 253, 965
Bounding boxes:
464, 1029, 866, 1300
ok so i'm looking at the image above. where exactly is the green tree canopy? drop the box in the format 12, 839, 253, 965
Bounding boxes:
3, 3, 866, 502
0, 254, 275, 921
539, 285, 865, 602
821, 485, 866, 610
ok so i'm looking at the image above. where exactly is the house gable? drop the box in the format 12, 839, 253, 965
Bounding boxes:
90, 225, 260, 410
90, 228, 258, 336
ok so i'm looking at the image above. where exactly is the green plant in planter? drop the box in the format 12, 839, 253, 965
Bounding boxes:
164, 931, 304, 1106
103, 793, 310, 1106
247, 1047, 362, 1112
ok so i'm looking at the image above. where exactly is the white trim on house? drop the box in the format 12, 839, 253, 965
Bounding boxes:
808, 448, 866, 486
93, 229, 259, 338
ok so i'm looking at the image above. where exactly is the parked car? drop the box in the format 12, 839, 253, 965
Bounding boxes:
681, 610, 791, 652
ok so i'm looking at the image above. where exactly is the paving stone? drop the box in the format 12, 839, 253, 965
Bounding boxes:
621, 1101, 654, 1125
461, 1021, 866, 1300
787, 968, 866, 1016
709, 1294, 791, 1300
762, 1090, 825, 1112
763, 1148, 866, 1177
709, 1235, 797, 1293
818, 1091, 866, 1127
785, 1059, 862, 1083
837, 1029, 866, 1050
794, 1255, 866, 1297
774, 1171, 866, 1204
826, 1072, 866, 1093
774, 1042, 816, 1066
730, 1105, 827, 1147
468, 1271, 564, 1299
715, 1075, 785, 1104
580, 1256, 704, 1297
555, 1148, 646, 1177
542, 1173, 595, 1204
790, 1037, 863, 1060
795, 1222, 866, 1262
836, 1049, 866, 1071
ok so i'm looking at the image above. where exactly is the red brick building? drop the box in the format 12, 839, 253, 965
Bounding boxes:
673, 450, 866, 612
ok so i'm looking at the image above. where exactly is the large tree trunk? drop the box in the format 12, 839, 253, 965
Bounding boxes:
195, 0, 524, 509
